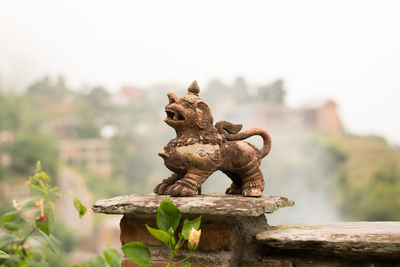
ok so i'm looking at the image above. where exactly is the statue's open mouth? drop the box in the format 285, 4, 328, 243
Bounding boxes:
165, 109, 185, 121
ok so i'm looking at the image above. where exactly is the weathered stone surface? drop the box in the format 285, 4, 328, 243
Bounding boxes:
121, 246, 232, 267
120, 216, 161, 246
194, 220, 236, 251
93, 193, 294, 217
122, 257, 227, 267
242, 259, 293, 267
256, 222, 400, 259
120, 214, 237, 252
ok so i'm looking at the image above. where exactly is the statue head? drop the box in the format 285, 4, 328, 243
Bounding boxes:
164, 81, 213, 134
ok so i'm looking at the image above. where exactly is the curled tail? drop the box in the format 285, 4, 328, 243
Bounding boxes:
215, 120, 271, 158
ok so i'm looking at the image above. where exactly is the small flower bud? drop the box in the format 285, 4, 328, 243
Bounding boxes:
13, 200, 20, 210
35, 202, 42, 208
188, 228, 201, 251
37, 212, 47, 222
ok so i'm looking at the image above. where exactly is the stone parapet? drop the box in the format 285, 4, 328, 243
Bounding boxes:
93, 194, 400, 266
94, 193, 293, 267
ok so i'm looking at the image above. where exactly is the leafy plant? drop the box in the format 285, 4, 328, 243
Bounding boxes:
0, 161, 87, 266
0, 162, 201, 266
73, 247, 120, 267
121, 197, 201, 267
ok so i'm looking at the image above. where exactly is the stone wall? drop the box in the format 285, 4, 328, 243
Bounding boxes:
93, 194, 400, 267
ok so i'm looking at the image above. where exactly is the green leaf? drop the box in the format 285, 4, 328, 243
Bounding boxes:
1, 210, 19, 222
157, 197, 181, 233
182, 262, 190, 267
37, 229, 61, 256
73, 197, 87, 218
170, 233, 176, 247
1, 212, 26, 232
26, 249, 46, 264
0, 233, 20, 249
2, 219, 26, 231
48, 234, 61, 256
89, 256, 106, 267
36, 161, 42, 173
36, 218, 49, 235
26, 252, 46, 267
2, 254, 21, 265
39, 171, 49, 180
181, 216, 201, 240
29, 183, 44, 195
35, 209, 54, 236
32, 229, 61, 256
121, 242, 151, 266
168, 227, 174, 236
0, 250, 10, 259
103, 248, 120, 267
73, 264, 87, 267
145, 225, 170, 245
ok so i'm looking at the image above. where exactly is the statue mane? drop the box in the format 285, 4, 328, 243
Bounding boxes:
168, 126, 226, 147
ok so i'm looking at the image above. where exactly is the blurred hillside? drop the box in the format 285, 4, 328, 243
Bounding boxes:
325, 134, 400, 221
1, 75, 400, 265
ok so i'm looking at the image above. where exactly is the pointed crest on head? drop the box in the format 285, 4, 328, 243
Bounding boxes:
188, 80, 200, 95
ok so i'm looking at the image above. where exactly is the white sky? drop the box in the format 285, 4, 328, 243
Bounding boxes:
1, 0, 400, 144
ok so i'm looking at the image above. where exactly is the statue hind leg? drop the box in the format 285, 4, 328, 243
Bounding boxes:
223, 170, 242, 194
240, 165, 265, 197
234, 160, 265, 197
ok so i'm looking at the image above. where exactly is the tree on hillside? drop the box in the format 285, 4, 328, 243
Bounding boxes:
111, 133, 154, 186
0, 94, 23, 133
231, 76, 250, 102
9, 133, 59, 179
204, 79, 230, 106
55, 75, 68, 92
27, 75, 68, 97
257, 79, 286, 104
86, 86, 110, 110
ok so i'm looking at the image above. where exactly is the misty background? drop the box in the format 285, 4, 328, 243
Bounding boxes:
1, 1, 400, 265
1, 1, 400, 145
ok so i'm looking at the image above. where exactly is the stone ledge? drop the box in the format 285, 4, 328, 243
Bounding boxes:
93, 193, 294, 217
256, 222, 400, 258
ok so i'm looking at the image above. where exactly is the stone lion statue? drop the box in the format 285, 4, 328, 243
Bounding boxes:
154, 81, 271, 197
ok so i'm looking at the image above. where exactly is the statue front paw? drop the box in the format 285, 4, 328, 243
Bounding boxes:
154, 174, 180, 195
166, 179, 198, 197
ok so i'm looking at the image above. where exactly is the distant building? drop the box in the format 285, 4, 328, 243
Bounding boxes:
300, 100, 342, 133
224, 100, 343, 134
59, 138, 111, 177
315, 100, 342, 134
42, 117, 78, 138
111, 86, 144, 106
120, 86, 143, 100
37, 95, 76, 116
